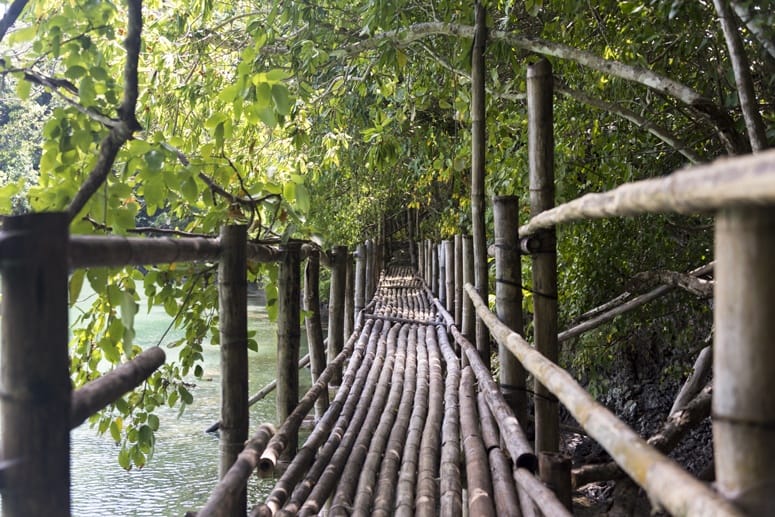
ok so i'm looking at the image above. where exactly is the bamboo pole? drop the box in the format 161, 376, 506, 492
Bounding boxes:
493, 195, 527, 425
1, 213, 70, 516
465, 283, 744, 517
454, 234, 463, 327
477, 392, 521, 517
352, 324, 409, 514
444, 240, 455, 317
344, 251, 355, 339
417, 239, 424, 279
714, 206, 775, 515
528, 58, 559, 455
304, 251, 328, 420
460, 366, 496, 517
438, 242, 446, 305
394, 325, 430, 516
298, 322, 389, 516
71, 347, 166, 429
461, 235, 475, 345
198, 424, 275, 517
471, 0, 490, 369
257, 320, 376, 515
416, 324, 443, 516
67, 234, 281, 268
355, 243, 367, 315
327, 245, 347, 385
218, 224, 249, 515
436, 326, 463, 516
407, 209, 417, 269
518, 147, 775, 237
277, 242, 301, 460
431, 240, 439, 297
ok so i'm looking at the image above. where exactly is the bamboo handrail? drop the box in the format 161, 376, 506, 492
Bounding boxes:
70, 347, 166, 429
465, 283, 745, 516
519, 147, 775, 236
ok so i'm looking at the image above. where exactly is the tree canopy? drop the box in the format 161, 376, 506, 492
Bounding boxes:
0, 0, 772, 467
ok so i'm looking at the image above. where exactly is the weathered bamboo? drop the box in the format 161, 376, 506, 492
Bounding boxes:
1, 213, 70, 516
461, 235, 475, 345
528, 58, 559, 455
298, 322, 390, 516
344, 251, 355, 339
438, 242, 446, 305
277, 242, 301, 460
432, 296, 536, 471
444, 240, 455, 317
71, 346, 166, 429
257, 320, 376, 515
407, 209, 417, 268
454, 234, 463, 327
198, 424, 275, 517
417, 239, 424, 279
355, 243, 367, 315
394, 325, 430, 516
258, 300, 374, 474
539, 452, 572, 511
415, 324, 443, 516
670, 344, 711, 415
431, 241, 439, 297
436, 326, 463, 515
352, 324, 409, 514
519, 147, 775, 237
217, 224, 249, 514
477, 392, 521, 517
329, 324, 401, 516
304, 251, 329, 419
493, 195, 527, 425
512, 468, 570, 517
460, 366, 496, 517
466, 284, 744, 516
714, 206, 775, 515
68, 234, 281, 268
372, 325, 418, 517
471, 0, 490, 369
327, 245, 347, 385
206, 355, 311, 434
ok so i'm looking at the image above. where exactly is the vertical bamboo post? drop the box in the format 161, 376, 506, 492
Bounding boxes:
1, 213, 70, 516
418, 238, 425, 277
327, 245, 347, 385
354, 243, 367, 316
344, 251, 355, 339
304, 250, 329, 420
471, 0, 490, 369
438, 243, 446, 304
431, 240, 439, 296
365, 239, 375, 301
528, 58, 559, 454
462, 236, 476, 345
218, 224, 249, 513
714, 207, 775, 514
277, 242, 301, 459
444, 240, 454, 316
454, 235, 464, 327
539, 452, 572, 511
407, 209, 417, 269
423, 239, 430, 286
493, 196, 528, 426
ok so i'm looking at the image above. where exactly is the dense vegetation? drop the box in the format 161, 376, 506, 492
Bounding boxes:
0, 0, 771, 468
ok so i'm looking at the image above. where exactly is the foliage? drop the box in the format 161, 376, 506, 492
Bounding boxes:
0, 0, 771, 468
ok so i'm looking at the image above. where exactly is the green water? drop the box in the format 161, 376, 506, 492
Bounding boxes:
67, 290, 308, 515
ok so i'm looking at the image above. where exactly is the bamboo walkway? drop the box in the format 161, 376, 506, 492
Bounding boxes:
249, 264, 539, 517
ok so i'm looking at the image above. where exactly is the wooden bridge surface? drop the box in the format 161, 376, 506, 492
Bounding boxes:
251, 264, 524, 517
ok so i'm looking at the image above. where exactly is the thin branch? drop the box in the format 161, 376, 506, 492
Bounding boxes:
197, 172, 281, 207
338, 21, 744, 153
0, 0, 28, 44
127, 226, 215, 238
730, 0, 775, 60
713, 0, 768, 152
629, 269, 714, 298
66, 0, 143, 221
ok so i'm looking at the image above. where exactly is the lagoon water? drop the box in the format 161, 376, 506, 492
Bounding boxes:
9, 289, 309, 516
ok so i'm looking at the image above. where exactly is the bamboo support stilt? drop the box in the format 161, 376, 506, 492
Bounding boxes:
304, 251, 329, 420
327, 245, 347, 385
277, 242, 301, 460
454, 234, 464, 328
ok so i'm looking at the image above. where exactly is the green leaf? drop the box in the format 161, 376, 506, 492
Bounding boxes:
69, 270, 86, 307
118, 446, 131, 470
148, 414, 160, 431
179, 385, 193, 405
271, 84, 291, 115
265, 69, 291, 82
16, 79, 32, 100
109, 420, 121, 442
8, 26, 36, 44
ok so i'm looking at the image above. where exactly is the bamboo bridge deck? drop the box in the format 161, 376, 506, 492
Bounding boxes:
246, 264, 546, 517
